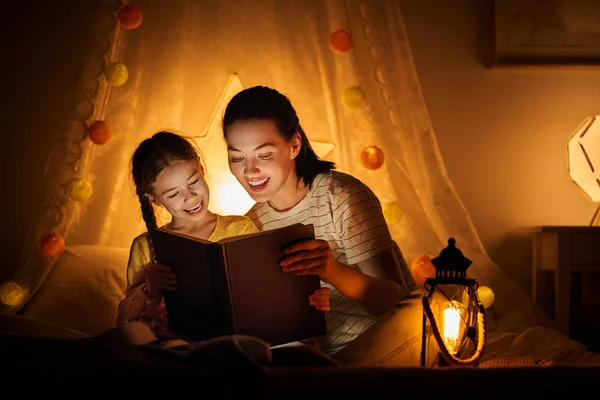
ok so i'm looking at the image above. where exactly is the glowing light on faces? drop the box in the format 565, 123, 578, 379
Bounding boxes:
225, 120, 299, 208
150, 160, 211, 222
208, 169, 255, 216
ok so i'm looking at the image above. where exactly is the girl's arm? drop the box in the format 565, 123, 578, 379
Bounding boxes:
116, 236, 163, 326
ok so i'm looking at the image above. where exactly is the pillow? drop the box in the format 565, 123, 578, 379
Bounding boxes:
22, 244, 129, 336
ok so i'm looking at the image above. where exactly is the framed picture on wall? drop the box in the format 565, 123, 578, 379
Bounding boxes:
491, 0, 600, 67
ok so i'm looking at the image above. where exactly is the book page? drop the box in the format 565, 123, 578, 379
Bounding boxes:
216, 223, 310, 244
154, 227, 213, 244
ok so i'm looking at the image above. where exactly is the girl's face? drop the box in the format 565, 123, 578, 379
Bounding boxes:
225, 120, 301, 205
149, 159, 210, 222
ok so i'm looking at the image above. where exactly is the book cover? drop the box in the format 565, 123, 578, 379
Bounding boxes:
150, 223, 327, 346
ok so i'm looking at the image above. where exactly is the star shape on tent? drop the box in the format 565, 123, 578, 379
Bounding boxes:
513, 0, 564, 37
192, 73, 335, 216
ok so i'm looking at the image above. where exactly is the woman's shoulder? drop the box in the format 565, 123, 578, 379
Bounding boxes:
318, 170, 371, 196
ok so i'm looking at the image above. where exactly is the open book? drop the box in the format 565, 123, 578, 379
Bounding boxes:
150, 223, 327, 346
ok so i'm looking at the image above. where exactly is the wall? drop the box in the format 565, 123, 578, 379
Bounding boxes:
0, 1, 104, 283
399, 0, 600, 294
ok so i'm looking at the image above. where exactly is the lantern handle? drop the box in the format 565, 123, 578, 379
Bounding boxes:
422, 295, 486, 366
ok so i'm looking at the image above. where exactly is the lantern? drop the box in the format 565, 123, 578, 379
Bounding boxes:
420, 238, 486, 367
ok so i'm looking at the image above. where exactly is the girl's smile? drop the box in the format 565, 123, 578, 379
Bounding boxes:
149, 159, 211, 224
184, 201, 203, 214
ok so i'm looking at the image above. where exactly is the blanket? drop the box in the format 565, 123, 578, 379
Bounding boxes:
1, 330, 338, 395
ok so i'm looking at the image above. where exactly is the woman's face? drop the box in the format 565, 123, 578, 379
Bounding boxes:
149, 159, 210, 222
225, 119, 301, 204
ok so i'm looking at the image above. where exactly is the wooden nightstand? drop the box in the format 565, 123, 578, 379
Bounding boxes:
532, 226, 600, 337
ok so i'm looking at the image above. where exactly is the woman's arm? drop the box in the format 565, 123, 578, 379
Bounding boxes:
281, 241, 407, 317
343, 247, 408, 316
280, 174, 414, 317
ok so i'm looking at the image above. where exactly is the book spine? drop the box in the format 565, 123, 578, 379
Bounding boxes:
208, 243, 236, 335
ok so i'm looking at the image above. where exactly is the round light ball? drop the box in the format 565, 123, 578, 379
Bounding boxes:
382, 201, 403, 225
477, 285, 495, 309
360, 145, 385, 170
104, 62, 129, 86
40, 233, 65, 258
68, 178, 93, 202
341, 86, 366, 110
329, 29, 353, 53
411, 254, 435, 288
0, 281, 27, 307
117, 5, 143, 30
88, 120, 112, 145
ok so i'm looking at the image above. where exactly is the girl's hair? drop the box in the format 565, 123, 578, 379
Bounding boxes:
131, 130, 205, 233
222, 86, 335, 188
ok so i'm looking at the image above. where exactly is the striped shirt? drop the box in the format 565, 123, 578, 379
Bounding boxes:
247, 170, 415, 354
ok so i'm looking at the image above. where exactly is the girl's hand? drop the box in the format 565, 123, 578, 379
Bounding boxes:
308, 287, 331, 312
279, 239, 342, 284
145, 263, 177, 299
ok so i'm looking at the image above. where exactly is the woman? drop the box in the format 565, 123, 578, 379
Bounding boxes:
222, 86, 417, 355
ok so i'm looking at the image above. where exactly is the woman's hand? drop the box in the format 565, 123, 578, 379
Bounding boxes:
145, 263, 177, 299
279, 239, 343, 284
308, 287, 331, 312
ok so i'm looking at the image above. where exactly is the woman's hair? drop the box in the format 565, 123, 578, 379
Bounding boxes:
131, 130, 205, 233
222, 86, 335, 188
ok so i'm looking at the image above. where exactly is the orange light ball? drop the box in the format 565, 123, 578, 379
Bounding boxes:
88, 120, 112, 145
329, 29, 353, 53
360, 145, 385, 170
411, 254, 435, 288
40, 233, 65, 258
117, 5, 143, 30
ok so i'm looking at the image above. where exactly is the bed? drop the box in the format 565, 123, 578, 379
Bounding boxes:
1, 244, 599, 396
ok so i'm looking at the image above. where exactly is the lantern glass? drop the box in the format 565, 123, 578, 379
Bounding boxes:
421, 283, 481, 367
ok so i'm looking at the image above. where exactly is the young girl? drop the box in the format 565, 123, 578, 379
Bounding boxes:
222, 86, 417, 355
116, 130, 330, 346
